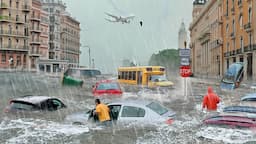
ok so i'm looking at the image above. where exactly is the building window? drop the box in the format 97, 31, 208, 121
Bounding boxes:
239, 15, 243, 28
9, 0, 12, 7
233, 40, 235, 50
226, 0, 228, 16
249, 33, 252, 48
240, 36, 244, 51
226, 24, 229, 37
248, 7, 252, 23
1, 53, 6, 63
232, 19, 235, 33
227, 42, 230, 52
16, 1, 18, 9
8, 38, 11, 48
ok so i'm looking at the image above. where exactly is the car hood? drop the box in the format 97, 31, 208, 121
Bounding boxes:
155, 81, 174, 86
162, 110, 176, 118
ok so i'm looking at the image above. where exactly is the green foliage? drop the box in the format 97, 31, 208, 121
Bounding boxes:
148, 49, 180, 73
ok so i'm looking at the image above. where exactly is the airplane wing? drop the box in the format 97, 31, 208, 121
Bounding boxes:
105, 12, 119, 19
125, 15, 135, 19
105, 18, 118, 22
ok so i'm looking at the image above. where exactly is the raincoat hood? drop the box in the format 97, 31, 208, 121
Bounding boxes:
208, 87, 213, 94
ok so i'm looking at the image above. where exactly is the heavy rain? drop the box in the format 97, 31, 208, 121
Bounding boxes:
1, 0, 256, 144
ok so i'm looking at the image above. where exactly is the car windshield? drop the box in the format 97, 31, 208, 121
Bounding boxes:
10, 101, 36, 111
146, 102, 168, 115
97, 83, 120, 90
222, 63, 243, 83
80, 70, 101, 77
151, 75, 168, 82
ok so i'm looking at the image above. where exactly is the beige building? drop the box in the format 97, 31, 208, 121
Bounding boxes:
60, 14, 80, 68
39, 9, 49, 59
189, 0, 223, 78
0, 0, 31, 69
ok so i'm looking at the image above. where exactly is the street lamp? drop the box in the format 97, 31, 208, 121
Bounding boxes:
82, 45, 91, 68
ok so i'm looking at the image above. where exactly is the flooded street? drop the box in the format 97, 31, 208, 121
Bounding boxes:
0, 72, 256, 144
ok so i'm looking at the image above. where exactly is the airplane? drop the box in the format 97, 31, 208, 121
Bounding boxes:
105, 12, 135, 24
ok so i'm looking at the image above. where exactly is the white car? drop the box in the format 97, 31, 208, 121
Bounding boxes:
65, 99, 176, 125
250, 83, 256, 90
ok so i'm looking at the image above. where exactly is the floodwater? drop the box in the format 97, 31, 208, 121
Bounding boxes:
0, 72, 256, 144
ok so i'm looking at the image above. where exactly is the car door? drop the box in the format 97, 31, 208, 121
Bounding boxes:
118, 105, 146, 124
108, 105, 121, 122
46, 99, 66, 111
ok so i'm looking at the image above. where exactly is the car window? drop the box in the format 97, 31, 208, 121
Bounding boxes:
146, 102, 168, 115
242, 98, 256, 101
47, 99, 64, 111
121, 106, 145, 117
10, 101, 37, 111
97, 83, 120, 90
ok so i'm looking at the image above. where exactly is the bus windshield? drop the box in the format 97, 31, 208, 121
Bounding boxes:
150, 75, 168, 82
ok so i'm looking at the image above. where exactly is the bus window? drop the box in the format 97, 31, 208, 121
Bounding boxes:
132, 71, 136, 80
137, 71, 142, 85
129, 72, 132, 80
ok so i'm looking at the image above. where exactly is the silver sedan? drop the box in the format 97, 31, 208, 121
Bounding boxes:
65, 99, 176, 126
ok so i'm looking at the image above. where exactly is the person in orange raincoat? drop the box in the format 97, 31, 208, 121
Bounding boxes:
202, 87, 220, 111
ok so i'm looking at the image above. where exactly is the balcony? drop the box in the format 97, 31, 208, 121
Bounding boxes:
30, 15, 41, 21
0, 45, 29, 52
15, 17, 25, 24
0, 3, 8, 9
22, 5, 30, 12
30, 39, 41, 45
244, 23, 252, 32
230, 32, 235, 39
244, 45, 253, 52
0, 30, 28, 38
0, 16, 14, 22
236, 48, 242, 54
29, 50, 40, 56
224, 52, 230, 57
30, 27, 41, 33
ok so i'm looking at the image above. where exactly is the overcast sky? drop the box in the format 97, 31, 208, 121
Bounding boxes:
62, 0, 193, 73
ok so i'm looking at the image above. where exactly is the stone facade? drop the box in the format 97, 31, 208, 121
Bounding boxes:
190, 0, 223, 78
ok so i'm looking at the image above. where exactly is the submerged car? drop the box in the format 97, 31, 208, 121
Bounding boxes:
92, 80, 123, 96
4, 95, 66, 113
62, 68, 101, 87
65, 100, 176, 125
203, 113, 256, 128
220, 62, 244, 90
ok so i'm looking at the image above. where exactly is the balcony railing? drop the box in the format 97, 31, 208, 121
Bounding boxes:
0, 44, 29, 51
30, 50, 40, 56
231, 7, 235, 14
31, 39, 41, 44
16, 17, 25, 24
0, 16, 14, 22
30, 27, 41, 33
22, 5, 30, 12
31, 15, 41, 21
0, 3, 8, 8
236, 48, 242, 54
244, 23, 252, 32
0, 30, 28, 37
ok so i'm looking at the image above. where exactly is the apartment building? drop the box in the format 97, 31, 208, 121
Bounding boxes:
189, 0, 223, 78
0, 0, 31, 69
60, 14, 80, 68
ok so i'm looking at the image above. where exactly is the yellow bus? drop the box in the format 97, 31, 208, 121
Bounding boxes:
118, 66, 174, 88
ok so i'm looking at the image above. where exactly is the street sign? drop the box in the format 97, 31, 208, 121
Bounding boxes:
180, 65, 192, 77
179, 48, 191, 57
180, 57, 190, 66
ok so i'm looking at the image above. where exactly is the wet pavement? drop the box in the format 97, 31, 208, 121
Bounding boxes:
0, 72, 256, 144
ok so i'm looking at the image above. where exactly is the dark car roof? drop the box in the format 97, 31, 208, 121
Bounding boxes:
11, 96, 55, 105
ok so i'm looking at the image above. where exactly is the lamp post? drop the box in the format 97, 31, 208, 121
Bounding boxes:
82, 45, 91, 68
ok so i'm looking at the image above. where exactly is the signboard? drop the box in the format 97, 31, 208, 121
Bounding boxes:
179, 48, 191, 57
180, 65, 192, 77
180, 57, 190, 66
